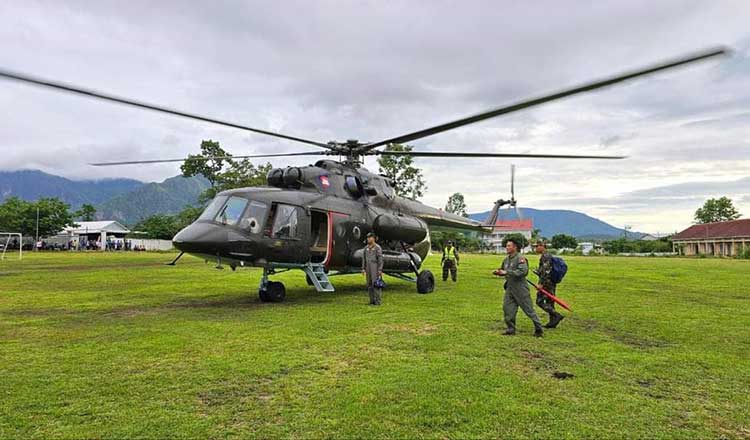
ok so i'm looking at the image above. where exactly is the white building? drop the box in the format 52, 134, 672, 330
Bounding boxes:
55, 221, 130, 250
482, 219, 534, 253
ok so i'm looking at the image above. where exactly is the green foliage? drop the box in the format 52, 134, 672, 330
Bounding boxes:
501, 232, 528, 249
180, 140, 232, 186
694, 196, 741, 224
0, 196, 76, 238
551, 234, 578, 249
181, 139, 273, 204
737, 246, 750, 260
75, 203, 97, 221
377, 144, 426, 200
133, 214, 179, 240
444, 193, 468, 217
2, 253, 749, 438
602, 237, 673, 254
201, 159, 273, 203
133, 206, 202, 240
430, 230, 483, 252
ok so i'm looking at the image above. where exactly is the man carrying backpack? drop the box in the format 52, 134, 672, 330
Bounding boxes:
534, 240, 565, 328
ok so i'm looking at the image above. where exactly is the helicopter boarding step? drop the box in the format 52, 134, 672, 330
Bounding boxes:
303, 263, 335, 292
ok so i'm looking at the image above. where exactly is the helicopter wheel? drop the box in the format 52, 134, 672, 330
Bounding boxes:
261, 281, 286, 302
416, 270, 435, 294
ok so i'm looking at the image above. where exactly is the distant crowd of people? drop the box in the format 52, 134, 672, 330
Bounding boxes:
26, 238, 149, 252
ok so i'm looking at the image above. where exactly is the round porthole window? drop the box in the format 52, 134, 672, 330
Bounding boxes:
243, 217, 261, 234
352, 226, 361, 239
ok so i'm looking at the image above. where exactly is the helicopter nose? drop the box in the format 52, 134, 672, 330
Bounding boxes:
172, 222, 227, 254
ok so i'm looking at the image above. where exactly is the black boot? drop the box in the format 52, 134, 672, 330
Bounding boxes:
534, 324, 544, 338
547, 313, 565, 329
543, 313, 555, 328
503, 328, 516, 336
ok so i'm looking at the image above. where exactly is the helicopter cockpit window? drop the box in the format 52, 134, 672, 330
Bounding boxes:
216, 196, 248, 226
271, 204, 299, 239
239, 201, 267, 234
344, 175, 363, 198
198, 196, 228, 221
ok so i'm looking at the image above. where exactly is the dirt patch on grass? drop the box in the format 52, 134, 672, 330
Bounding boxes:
577, 318, 671, 349
552, 371, 575, 380
375, 323, 438, 336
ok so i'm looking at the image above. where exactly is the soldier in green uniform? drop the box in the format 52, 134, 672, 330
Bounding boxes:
497, 237, 543, 337
362, 232, 384, 305
441, 240, 459, 281
534, 240, 565, 328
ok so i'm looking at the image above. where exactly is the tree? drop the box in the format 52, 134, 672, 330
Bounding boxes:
133, 214, 179, 240
181, 140, 273, 203
531, 228, 542, 242
377, 144, 426, 200
203, 159, 273, 203
501, 232, 529, 249
445, 193, 468, 217
551, 234, 577, 250
76, 204, 97, 221
180, 140, 232, 187
694, 197, 741, 224
0, 197, 76, 238
174, 206, 203, 232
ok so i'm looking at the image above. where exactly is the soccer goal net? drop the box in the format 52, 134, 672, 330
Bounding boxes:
0, 232, 22, 260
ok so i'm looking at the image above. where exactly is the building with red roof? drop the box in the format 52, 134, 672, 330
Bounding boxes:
483, 219, 534, 253
671, 219, 750, 256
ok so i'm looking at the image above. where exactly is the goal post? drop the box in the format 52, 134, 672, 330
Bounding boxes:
0, 232, 22, 260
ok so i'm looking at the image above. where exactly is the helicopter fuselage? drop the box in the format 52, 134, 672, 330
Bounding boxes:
172, 160, 482, 274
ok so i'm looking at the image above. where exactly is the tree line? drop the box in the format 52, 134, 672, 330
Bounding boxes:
0, 137, 743, 244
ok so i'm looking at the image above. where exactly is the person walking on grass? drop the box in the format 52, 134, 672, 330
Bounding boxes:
496, 237, 544, 337
534, 240, 565, 328
362, 232, 384, 305
441, 240, 460, 282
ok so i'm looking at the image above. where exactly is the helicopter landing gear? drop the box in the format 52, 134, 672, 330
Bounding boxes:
259, 281, 286, 302
416, 270, 435, 294
259, 267, 286, 302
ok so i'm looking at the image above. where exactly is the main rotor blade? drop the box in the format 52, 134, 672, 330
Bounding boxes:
90, 151, 326, 166
375, 151, 625, 159
364, 47, 728, 150
0, 69, 330, 149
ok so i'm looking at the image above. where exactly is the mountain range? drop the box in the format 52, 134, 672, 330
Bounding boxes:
469, 208, 642, 240
2, 170, 640, 238
0, 170, 209, 226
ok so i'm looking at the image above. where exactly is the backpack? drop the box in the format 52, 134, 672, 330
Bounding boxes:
550, 256, 568, 284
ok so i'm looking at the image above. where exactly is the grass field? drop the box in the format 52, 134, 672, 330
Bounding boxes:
1, 252, 749, 439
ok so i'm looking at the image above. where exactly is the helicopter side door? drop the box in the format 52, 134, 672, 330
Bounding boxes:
327, 211, 351, 269
264, 203, 310, 263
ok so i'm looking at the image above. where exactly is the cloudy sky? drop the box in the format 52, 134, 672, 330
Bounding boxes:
1, 0, 749, 233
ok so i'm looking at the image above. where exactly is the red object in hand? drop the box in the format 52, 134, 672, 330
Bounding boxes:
493, 269, 503, 276
528, 280, 572, 312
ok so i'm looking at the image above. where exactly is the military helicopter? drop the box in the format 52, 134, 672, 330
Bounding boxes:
0, 47, 727, 301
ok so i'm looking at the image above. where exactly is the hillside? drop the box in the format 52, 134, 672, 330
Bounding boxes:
97, 175, 210, 225
0, 170, 142, 208
469, 207, 641, 239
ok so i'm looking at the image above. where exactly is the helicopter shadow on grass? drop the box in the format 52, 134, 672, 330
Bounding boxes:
158, 275, 418, 313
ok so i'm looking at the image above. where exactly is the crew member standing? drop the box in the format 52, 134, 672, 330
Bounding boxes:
497, 238, 543, 337
534, 240, 565, 328
362, 232, 384, 305
441, 240, 460, 282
